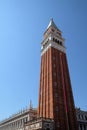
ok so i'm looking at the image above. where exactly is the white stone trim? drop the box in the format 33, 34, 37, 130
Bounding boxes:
41, 42, 66, 56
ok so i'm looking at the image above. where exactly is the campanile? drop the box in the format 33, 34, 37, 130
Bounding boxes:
38, 19, 78, 130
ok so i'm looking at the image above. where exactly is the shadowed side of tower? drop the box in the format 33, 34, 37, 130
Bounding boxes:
38, 19, 79, 130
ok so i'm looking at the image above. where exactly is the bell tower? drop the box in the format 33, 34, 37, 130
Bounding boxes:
38, 19, 78, 130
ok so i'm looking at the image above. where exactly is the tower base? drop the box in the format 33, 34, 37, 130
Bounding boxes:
25, 118, 54, 130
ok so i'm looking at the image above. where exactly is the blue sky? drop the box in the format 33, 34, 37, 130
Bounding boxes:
0, 0, 87, 121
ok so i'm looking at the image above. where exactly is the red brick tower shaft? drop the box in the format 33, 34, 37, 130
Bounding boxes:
38, 19, 78, 130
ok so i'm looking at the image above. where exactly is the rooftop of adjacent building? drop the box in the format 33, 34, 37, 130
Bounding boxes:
0, 101, 37, 125
0, 108, 37, 124
76, 108, 87, 114
76, 108, 87, 123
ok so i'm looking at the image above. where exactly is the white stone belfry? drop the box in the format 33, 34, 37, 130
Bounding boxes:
41, 19, 65, 56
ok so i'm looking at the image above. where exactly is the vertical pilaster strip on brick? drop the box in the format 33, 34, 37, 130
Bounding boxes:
44, 52, 46, 117
48, 48, 50, 118
60, 53, 70, 130
43, 53, 45, 117
62, 53, 78, 130
55, 49, 59, 120
45, 51, 47, 118
43, 52, 46, 118
44, 52, 46, 118
57, 50, 65, 129
46, 49, 48, 118
41, 55, 43, 117
49, 47, 54, 118
42, 54, 45, 117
